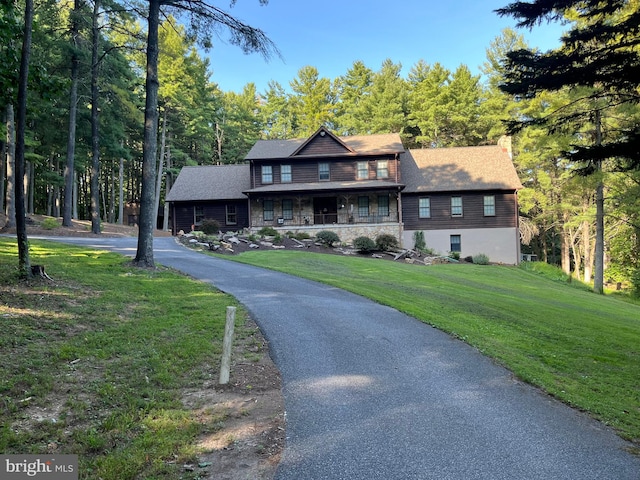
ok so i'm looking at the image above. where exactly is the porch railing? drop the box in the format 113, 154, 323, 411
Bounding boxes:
254, 212, 399, 228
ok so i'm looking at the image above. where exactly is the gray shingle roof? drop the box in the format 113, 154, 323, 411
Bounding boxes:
245, 133, 405, 159
401, 145, 523, 193
167, 143, 522, 203
165, 164, 250, 202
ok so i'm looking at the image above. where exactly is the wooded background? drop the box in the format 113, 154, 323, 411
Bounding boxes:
1, 0, 639, 290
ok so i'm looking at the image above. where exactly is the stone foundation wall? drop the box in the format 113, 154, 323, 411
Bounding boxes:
255, 223, 403, 246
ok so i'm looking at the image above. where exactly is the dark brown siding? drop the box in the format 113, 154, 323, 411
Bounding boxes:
252, 155, 399, 187
296, 135, 350, 155
172, 200, 249, 234
403, 191, 518, 230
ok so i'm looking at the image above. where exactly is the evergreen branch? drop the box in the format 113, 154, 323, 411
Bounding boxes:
155, 0, 281, 61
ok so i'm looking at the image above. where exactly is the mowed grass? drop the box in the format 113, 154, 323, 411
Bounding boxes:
0, 238, 246, 479
230, 250, 640, 445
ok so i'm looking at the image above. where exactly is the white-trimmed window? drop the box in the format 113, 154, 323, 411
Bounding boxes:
319, 162, 330, 181
450, 234, 461, 253
282, 199, 293, 220
377, 160, 389, 179
263, 200, 274, 221
357, 161, 369, 180
358, 196, 369, 217
419, 197, 431, 218
451, 196, 463, 217
484, 195, 496, 216
262, 165, 273, 184
226, 204, 237, 225
281, 164, 292, 183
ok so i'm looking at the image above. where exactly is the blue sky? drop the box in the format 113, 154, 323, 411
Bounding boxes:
203, 0, 567, 93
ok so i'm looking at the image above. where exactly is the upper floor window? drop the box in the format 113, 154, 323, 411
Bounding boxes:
419, 197, 431, 218
226, 204, 237, 225
263, 199, 274, 221
281, 164, 292, 183
484, 195, 496, 216
282, 199, 293, 220
358, 196, 369, 217
377, 160, 389, 179
357, 161, 369, 180
262, 165, 273, 184
451, 196, 463, 217
377, 195, 389, 217
319, 162, 330, 181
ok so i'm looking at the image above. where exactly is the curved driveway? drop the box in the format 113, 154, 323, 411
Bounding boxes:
45, 236, 639, 479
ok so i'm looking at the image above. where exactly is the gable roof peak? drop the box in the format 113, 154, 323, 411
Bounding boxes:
244, 129, 406, 160
290, 126, 355, 157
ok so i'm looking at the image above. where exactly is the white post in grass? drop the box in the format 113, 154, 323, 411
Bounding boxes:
219, 306, 236, 385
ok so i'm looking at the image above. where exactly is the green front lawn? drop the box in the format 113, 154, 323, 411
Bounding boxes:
0, 238, 248, 479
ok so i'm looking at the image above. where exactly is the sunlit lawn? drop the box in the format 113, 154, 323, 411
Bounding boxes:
0, 238, 245, 479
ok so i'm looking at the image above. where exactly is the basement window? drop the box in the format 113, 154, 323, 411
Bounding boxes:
450, 234, 461, 253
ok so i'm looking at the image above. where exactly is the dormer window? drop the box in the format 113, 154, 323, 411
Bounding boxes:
262, 165, 273, 184
377, 160, 389, 179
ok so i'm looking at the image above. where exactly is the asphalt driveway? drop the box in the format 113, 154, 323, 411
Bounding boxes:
44, 236, 640, 479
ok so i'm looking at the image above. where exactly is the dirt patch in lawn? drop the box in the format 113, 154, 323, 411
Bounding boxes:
182, 317, 284, 479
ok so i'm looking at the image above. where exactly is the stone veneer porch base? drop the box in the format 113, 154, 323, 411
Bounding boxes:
252, 223, 404, 247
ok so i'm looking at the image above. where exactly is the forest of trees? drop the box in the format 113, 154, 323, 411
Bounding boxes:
1, 0, 639, 292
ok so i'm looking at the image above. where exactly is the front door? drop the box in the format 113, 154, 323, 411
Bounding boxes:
313, 197, 338, 224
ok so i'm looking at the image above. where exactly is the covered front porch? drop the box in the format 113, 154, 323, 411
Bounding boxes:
248, 192, 401, 229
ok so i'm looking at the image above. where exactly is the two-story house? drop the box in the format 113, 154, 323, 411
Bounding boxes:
166, 127, 523, 263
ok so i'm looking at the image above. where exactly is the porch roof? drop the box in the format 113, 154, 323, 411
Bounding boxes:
244, 180, 405, 195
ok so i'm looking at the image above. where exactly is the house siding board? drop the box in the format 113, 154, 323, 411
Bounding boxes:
403, 191, 517, 230
296, 134, 350, 156
172, 200, 249, 233
252, 156, 399, 186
